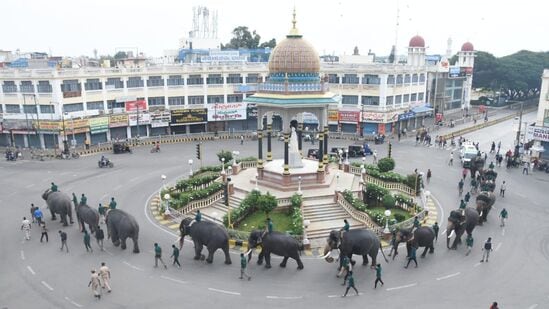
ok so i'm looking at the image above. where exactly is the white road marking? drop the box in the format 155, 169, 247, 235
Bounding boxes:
208, 287, 241, 296
328, 295, 340, 298
64, 297, 83, 308
436, 272, 460, 281
123, 261, 144, 271
25, 183, 35, 188
103, 249, 114, 256
528, 304, 538, 309
73, 174, 77, 177
160, 275, 187, 284
495, 242, 502, 252
502, 228, 505, 236
113, 184, 122, 191
386, 283, 417, 291
474, 262, 481, 267
129, 176, 140, 182
266, 296, 303, 300
27, 266, 35, 275
516, 193, 526, 199
20, 250, 25, 260
41, 280, 54, 291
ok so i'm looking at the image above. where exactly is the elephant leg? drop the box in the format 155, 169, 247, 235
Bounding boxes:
264, 252, 272, 269
429, 245, 435, 254
370, 254, 377, 269
280, 256, 289, 268
421, 247, 428, 258
257, 250, 264, 265
222, 244, 231, 265
111, 229, 120, 247
362, 254, 369, 266
132, 237, 140, 253
193, 242, 203, 260
206, 247, 215, 264
120, 236, 127, 250
50, 209, 57, 221
295, 254, 304, 270
61, 214, 68, 226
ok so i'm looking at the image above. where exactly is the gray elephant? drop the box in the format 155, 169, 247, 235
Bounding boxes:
392, 226, 435, 259
76, 203, 99, 234
476, 191, 496, 224
446, 207, 479, 249
247, 230, 303, 270
179, 217, 231, 264
42, 189, 74, 226
105, 209, 140, 253
469, 154, 485, 178
323, 229, 387, 269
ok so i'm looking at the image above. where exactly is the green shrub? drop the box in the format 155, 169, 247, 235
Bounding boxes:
170, 182, 224, 210
290, 193, 302, 214
342, 190, 367, 211
258, 193, 278, 216
377, 157, 395, 172
393, 213, 406, 222
365, 183, 388, 206
235, 156, 257, 163
217, 150, 233, 163
405, 174, 423, 193
382, 193, 396, 209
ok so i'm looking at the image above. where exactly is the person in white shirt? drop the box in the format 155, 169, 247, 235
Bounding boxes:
499, 181, 506, 197
21, 217, 31, 240
99, 262, 112, 293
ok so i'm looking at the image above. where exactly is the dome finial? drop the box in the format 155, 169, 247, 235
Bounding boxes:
288, 6, 301, 37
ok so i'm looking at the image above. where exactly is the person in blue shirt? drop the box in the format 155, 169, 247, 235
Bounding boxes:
33, 207, 43, 225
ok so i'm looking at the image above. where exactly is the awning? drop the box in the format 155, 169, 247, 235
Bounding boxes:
411, 106, 434, 114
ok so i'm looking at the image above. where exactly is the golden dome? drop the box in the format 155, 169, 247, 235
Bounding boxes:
268, 10, 320, 74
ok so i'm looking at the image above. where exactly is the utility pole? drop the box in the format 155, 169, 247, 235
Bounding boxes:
32, 94, 42, 149
136, 101, 140, 139
515, 102, 524, 146
23, 95, 30, 147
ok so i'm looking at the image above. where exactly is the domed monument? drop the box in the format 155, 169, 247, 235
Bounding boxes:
244, 9, 339, 186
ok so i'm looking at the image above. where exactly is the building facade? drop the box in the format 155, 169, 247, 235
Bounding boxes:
529, 69, 549, 160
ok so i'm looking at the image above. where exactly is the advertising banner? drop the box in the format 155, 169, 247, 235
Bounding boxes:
449, 66, 461, 78
361, 112, 384, 123
150, 111, 171, 128
170, 108, 208, 125
125, 100, 148, 112
109, 114, 129, 128
89, 117, 109, 134
129, 113, 151, 126
338, 111, 360, 123
247, 104, 257, 118
208, 103, 247, 121
33, 120, 61, 132
328, 110, 339, 124
63, 118, 89, 134
527, 126, 549, 142
398, 111, 416, 121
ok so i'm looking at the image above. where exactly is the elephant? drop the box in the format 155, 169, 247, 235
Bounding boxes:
322, 229, 388, 270
42, 189, 74, 226
105, 209, 140, 253
179, 217, 231, 264
446, 207, 479, 249
469, 155, 485, 179
392, 226, 435, 259
247, 230, 304, 270
480, 180, 496, 192
476, 191, 496, 224
483, 169, 498, 181
75, 203, 99, 234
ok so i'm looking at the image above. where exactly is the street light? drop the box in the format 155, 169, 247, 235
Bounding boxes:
336, 172, 340, 191
344, 149, 349, 165
232, 150, 240, 165
160, 174, 167, 203
384, 209, 392, 234
297, 176, 303, 196
227, 166, 233, 176
254, 172, 259, 191
302, 219, 310, 248
188, 159, 194, 177
163, 193, 171, 216
221, 157, 226, 174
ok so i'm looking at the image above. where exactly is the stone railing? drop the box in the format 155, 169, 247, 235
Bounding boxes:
240, 160, 257, 169
277, 197, 292, 207
349, 165, 362, 175
173, 190, 224, 217
335, 192, 383, 235
363, 174, 415, 196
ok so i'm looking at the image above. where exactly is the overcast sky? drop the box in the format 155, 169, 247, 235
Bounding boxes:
2, 0, 547, 58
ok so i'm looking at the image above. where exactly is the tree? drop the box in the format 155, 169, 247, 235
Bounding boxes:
382, 193, 396, 209
257, 193, 277, 216
259, 38, 277, 49
114, 51, 127, 59
377, 157, 395, 173
217, 150, 233, 163
222, 26, 276, 50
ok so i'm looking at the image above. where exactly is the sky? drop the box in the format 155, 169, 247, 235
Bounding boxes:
1, 0, 547, 58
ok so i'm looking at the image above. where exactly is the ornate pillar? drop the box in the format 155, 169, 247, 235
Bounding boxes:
297, 122, 303, 157
283, 132, 290, 175
318, 130, 324, 170
323, 125, 329, 167
267, 121, 273, 162
257, 129, 263, 172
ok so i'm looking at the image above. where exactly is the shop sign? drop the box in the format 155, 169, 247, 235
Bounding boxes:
398, 111, 416, 121
361, 112, 384, 122
109, 114, 129, 128
170, 108, 208, 125
527, 126, 549, 143
247, 104, 257, 118
89, 117, 109, 134
125, 100, 148, 112
150, 111, 171, 128
129, 112, 151, 126
338, 111, 360, 123
208, 103, 247, 121
62, 118, 89, 134
328, 110, 339, 123
33, 120, 61, 132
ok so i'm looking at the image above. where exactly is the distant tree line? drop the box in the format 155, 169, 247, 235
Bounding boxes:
221, 26, 276, 50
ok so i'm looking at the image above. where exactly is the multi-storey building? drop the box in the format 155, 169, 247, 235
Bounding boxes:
0, 36, 474, 149
529, 69, 549, 160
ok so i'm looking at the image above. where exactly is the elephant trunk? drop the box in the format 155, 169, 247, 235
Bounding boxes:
447, 229, 455, 249
246, 248, 253, 262
322, 244, 334, 262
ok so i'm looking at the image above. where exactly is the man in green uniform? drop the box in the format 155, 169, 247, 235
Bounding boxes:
458, 179, 464, 195
72, 193, 78, 208
83, 230, 92, 252
413, 216, 420, 231
459, 199, 466, 209
51, 182, 58, 192
404, 245, 418, 268
465, 234, 474, 256
499, 208, 508, 227
171, 244, 181, 268
154, 243, 167, 269
80, 194, 87, 206
374, 264, 384, 288
341, 271, 359, 297
267, 218, 273, 233
98, 203, 106, 224
464, 192, 471, 204
240, 253, 251, 280
337, 255, 351, 285
195, 210, 202, 223
432, 222, 439, 241
340, 219, 350, 240
109, 197, 117, 210
489, 161, 495, 169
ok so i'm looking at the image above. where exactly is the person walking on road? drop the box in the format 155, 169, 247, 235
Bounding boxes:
59, 230, 68, 252
499, 208, 508, 227
240, 135, 244, 145
448, 152, 454, 166
426, 169, 432, 184
98, 203, 106, 224
404, 245, 418, 268
239, 253, 251, 280
522, 161, 529, 175
499, 181, 506, 197
154, 243, 167, 269
462, 168, 468, 180
374, 264, 384, 289
465, 234, 474, 256
464, 191, 471, 204
33, 207, 43, 225
88, 269, 101, 299
30, 204, 37, 223
341, 271, 359, 297
373, 150, 378, 164
109, 197, 117, 210
21, 217, 31, 240
432, 222, 439, 242
480, 237, 493, 262
458, 179, 464, 195
72, 193, 78, 208
99, 262, 112, 293
490, 301, 499, 309
83, 229, 93, 252
171, 244, 181, 268
40, 223, 48, 243
95, 226, 104, 251
338, 255, 352, 285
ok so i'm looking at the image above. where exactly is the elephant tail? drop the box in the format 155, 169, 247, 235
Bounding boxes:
379, 242, 389, 263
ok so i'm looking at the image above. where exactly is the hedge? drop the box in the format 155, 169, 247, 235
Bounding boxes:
170, 182, 224, 210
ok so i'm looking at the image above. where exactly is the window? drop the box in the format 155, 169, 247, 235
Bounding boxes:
341, 95, 358, 104
187, 74, 204, 85
362, 75, 380, 85
5, 104, 20, 113
147, 76, 164, 87
107, 100, 124, 109
411, 93, 417, 101
418, 93, 425, 101
362, 96, 379, 105
61, 80, 81, 92
206, 74, 224, 85
227, 94, 243, 103
207, 95, 224, 104
404, 74, 411, 84
63, 103, 84, 112
395, 95, 402, 104
453, 80, 463, 87
386, 96, 394, 105
23, 105, 37, 113
168, 96, 184, 106
20, 81, 35, 93
226, 74, 242, 84
246, 74, 260, 83
86, 101, 104, 110
387, 75, 395, 84
328, 74, 340, 84
342, 74, 359, 84
37, 81, 52, 93
453, 89, 462, 100
167, 75, 184, 86
412, 74, 419, 83
2, 81, 18, 93
127, 77, 144, 88
85, 79, 102, 91
544, 109, 549, 127
0, 105, 2, 113
106, 78, 124, 89
419, 73, 426, 83
148, 97, 165, 106
396, 75, 403, 84
403, 94, 410, 103
188, 96, 204, 105
40, 105, 54, 114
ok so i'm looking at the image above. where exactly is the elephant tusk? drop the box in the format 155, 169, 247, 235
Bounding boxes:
244, 249, 252, 256
448, 230, 455, 239
319, 250, 333, 259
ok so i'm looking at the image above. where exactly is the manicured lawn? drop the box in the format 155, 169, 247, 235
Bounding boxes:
236, 209, 293, 233
369, 206, 413, 221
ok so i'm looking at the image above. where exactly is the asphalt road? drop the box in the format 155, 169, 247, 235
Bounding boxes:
1, 111, 547, 309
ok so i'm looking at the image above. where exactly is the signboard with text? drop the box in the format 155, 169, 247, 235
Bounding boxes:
361, 112, 384, 123
338, 111, 360, 123
125, 100, 148, 112
150, 111, 171, 128
328, 110, 339, 124
247, 104, 257, 118
527, 126, 549, 143
109, 114, 129, 128
89, 117, 109, 134
208, 103, 247, 121
33, 120, 61, 132
62, 118, 89, 134
129, 113, 151, 126
170, 108, 208, 125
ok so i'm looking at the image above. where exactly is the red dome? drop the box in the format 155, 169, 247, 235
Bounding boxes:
409, 35, 425, 47
461, 42, 474, 51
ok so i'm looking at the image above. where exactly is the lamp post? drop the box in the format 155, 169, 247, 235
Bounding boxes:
163, 193, 171, 216
336, 172, 340, 191
221, 157, 225, 174
254, 172, 259, 191
227, 166, 233, 176
61, 112, 69, 154
302, 219, 310, 248
70, 114, 76, 148
344, 149, 349, 165
384, 209, 392, 234
188, 159, 194, 178
232, 150, 240, 165
160, 174, 166, 201
297, 176, 303, 196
